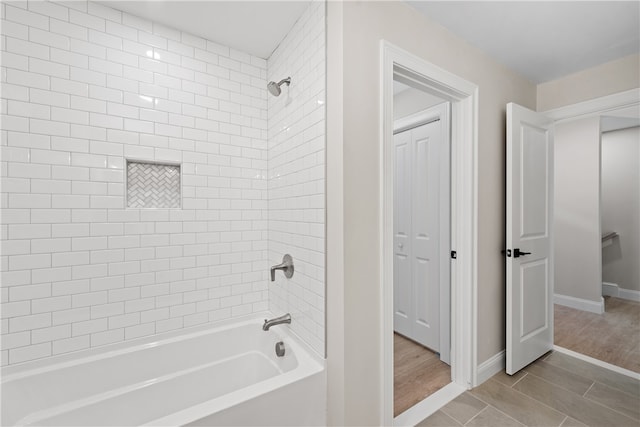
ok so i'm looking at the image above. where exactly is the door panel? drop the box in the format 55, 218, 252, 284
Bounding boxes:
506, 103, 554, 375
394, 131, 412, 337
411, 124, 440, 350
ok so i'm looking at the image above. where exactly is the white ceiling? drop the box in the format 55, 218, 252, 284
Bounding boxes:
104, 1, 310, 59
104, 1, 639, 84
408, 1, 640, 84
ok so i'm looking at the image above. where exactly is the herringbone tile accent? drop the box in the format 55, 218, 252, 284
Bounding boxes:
127, 161, 181, 208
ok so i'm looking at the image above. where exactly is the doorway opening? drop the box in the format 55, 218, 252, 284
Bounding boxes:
380, 41, 479, 426
551, 104, 640, 374
392, 82, 451, 415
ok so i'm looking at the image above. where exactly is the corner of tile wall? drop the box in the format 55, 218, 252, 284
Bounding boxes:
266, 0, 326, 356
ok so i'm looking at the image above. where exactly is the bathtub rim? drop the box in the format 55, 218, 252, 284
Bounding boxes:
1, 312, 324, 383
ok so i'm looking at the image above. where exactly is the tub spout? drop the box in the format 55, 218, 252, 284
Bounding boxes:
262, 313, 291, 331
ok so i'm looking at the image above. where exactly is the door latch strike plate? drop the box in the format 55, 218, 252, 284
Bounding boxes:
451, 251, 457, 259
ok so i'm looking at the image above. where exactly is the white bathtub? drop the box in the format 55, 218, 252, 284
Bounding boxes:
1, 314, 326, 426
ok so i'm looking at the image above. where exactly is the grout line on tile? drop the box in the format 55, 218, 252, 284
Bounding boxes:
511, 371, 528, 387
582, 381, 595, 397
463, 405, 489, 426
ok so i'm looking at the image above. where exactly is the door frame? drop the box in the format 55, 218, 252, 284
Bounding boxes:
380, 41, 479, 425
393, 104, 451, 364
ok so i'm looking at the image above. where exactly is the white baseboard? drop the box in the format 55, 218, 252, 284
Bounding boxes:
553, 346, 640, 380
601, 283, 640, 302
554, 294, 604, 314
619, 288, 640, 302
602, 282, 619, 297
476, 350, 505, 386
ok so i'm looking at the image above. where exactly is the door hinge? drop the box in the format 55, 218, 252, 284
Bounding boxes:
451, 251, 457, 259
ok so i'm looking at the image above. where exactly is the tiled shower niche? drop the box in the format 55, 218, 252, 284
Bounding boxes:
127, 161, 181, 209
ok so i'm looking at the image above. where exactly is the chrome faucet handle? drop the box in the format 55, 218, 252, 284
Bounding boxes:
270, 254, 294, 281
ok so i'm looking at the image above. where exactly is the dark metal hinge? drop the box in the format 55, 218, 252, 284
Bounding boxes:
451, 251, 457, 259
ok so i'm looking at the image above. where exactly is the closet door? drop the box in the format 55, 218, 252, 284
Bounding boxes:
393, 119, 441, 352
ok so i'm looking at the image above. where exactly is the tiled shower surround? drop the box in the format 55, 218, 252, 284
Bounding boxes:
0, 0, 326, 364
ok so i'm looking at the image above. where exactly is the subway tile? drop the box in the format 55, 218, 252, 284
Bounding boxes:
6, 68, 50, 89
70, 95, 105, 112
28, 1, 68, 21
8, 224, 51, 242
30, 27, 69, 50
52, 78, 88, 97
50, 19, 87, 41
31, 179, 70, 194
72, 263, 107, 280
2, 83, 29, 102
1, 301, 30, 319
87, 2, 121, 23
9, 253, 51, 270
1, 19, 29, 39
72, 291, 107, 308
5, 5, 49, 30
52, 334, 89, 354
31, 324, 71, 344
30, 88, 71, 108
31, 237, 71, 254
88, 29, 121, 50
9, 313, 51, 333
105, 21, 137, 41
69, 10, 104, 32
1, 239, 30, 256
72, 318, 107, 336
70, 66, 105, 86
90, 328, 122, 346
52, 165, 89, 181
88, 57, 122, 77
89, 85, 122, 103
90, 302, 123, 319
52, 307, 90, 325
69, 38, 106, 59
31, 296, 71, 314
52, 279, 90, 296
30, 118, 69, 137
9, 342, 51, 364
52, 251, 89, 267
1, 51, 29, 70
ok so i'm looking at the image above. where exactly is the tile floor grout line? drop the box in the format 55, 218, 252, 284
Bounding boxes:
559, 415, 568, 427
510, 371, 528, 387
525, 371, 592, 396
475, 378, 567, 421
582, 381, 595, 398
523, 373, 639, 425
488, 402, 530, 427
462, 405, 489, 426
582, 390, 640, 422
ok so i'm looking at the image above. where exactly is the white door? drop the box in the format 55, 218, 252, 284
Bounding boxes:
393, 117, 444, 353
506, 103, 554, 375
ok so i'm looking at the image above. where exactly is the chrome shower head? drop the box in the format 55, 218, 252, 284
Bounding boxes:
267, 77, 291, 97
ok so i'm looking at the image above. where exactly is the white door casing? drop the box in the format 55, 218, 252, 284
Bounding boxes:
506, 103, 554, 375
393, 113, 447, 354
381, 40, 479, 426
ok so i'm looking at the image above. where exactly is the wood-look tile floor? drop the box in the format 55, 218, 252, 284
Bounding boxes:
419, 351, 640, 427
555, 297, 640, 373
395, 333, 451, 416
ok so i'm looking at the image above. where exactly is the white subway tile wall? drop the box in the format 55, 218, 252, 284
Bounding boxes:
0, 0, 330, 365
268, 0, 326, 355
